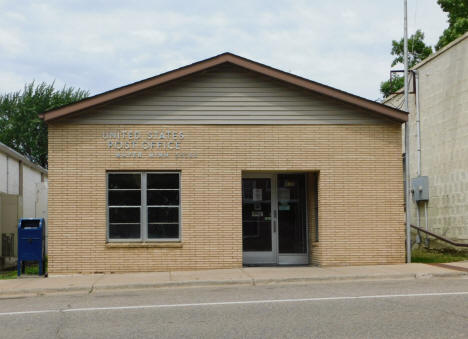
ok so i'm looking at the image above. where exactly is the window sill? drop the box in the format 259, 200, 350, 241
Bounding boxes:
106, 242, 183, 248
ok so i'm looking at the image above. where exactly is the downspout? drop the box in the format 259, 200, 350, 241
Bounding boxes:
415, 70, 422, 244
415, 70, 421, 178
415, 70, 430, 246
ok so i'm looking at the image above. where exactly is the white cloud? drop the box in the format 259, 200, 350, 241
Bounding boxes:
0, 28, 27, 56
0, 71, 27, 94
0, 0, 448, 100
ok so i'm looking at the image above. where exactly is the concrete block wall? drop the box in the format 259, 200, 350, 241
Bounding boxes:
406, 36, 468, 240
47, 123, 405, 273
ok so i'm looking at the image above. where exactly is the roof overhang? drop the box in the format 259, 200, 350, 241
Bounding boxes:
40, 52, 408, 123
0, 142, 48, 175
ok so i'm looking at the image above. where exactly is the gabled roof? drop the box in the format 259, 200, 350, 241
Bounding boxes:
40, 52, 408, 123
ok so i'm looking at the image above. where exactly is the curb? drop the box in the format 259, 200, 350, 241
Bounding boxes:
94, 279, 254, 291
1, 271, 466, 298
0, 285, 92, 298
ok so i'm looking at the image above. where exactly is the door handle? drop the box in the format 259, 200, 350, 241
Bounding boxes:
273, 210, 277, 233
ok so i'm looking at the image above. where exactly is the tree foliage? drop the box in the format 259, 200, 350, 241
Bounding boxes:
380, 0, 468, 98
0, 82, 89, 168
380, 75, 405, 99
390, 30, 433, 68
380, 30, 432, 98
435, 0, 468, 51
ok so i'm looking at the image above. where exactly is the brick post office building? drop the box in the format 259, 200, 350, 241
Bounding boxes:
41, 53, 408, 273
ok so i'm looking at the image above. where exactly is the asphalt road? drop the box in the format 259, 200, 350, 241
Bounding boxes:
0, 278, 467, 338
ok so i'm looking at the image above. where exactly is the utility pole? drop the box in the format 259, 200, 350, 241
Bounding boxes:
404, 0, 411, 263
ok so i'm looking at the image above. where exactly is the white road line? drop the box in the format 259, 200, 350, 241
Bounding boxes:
1, 291, 467, 317
0, 309, 60, 316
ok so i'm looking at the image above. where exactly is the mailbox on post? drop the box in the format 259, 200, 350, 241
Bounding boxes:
17, 218, 45, 276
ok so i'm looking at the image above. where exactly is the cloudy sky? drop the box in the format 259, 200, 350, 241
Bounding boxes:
0, 0, 448, 101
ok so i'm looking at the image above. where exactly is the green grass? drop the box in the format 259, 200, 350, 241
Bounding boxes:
0, 269, 17, 279
412, 247, 468, 263
0, 262, 45, 279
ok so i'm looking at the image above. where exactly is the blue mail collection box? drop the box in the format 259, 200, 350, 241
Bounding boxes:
17, 218, 45, 276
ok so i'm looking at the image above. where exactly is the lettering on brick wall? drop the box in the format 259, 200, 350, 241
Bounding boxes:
102, 130, 198, 159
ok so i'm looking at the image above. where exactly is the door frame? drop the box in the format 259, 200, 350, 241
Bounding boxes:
242, 173, 278, 265
242, 172, 309, 265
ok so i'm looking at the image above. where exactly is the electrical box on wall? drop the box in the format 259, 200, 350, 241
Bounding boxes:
412, 176, 429, 201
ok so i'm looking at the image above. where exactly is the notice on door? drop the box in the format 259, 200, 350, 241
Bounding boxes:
253, 188, 262, 201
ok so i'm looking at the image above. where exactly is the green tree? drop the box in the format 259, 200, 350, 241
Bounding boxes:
435, 0, 468, 51
389, 30, 433, 69
0, 82, 89, 168
380, 76, 405, 99
380, 30, 433, 98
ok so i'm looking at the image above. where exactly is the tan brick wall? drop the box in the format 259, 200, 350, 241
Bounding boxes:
48, 123, 405, 273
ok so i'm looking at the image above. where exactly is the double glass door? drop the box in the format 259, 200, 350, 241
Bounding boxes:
242, 173, 308, 265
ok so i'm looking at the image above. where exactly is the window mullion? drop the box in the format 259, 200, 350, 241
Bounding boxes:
107, 171, 180, 242
142, 173, 147, 241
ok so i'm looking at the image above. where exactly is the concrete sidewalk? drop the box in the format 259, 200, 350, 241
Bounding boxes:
1, 262, 467, 297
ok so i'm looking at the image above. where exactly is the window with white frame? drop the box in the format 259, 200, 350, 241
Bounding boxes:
107, 172, 180, 241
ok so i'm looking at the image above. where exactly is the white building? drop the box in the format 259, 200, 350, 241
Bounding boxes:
0, 142, 48, 268
386, 32, 468, 242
